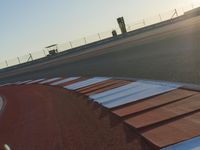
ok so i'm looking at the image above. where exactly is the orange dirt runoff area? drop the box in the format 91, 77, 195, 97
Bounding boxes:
0, 84, 154, 150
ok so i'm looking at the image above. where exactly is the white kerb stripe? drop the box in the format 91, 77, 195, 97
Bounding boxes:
39, 77, 62, 84
17, 80, 32, 85
95, 82, 159, 103
65, 77, 110, 90
89, 82, 136, 99
50, 77, 80, 86
26, 79, 45, 84
0, 83, 11, 87
103, 85, 177, 108
14, 81, 22, 85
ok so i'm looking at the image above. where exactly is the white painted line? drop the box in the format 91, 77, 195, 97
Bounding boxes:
15, 81, 23, 85
0, 96, 3, 112
89, 82, 136, 100
16, 80, 32, 85
21, 80, 32, 84
0, 83, 12, 87
14, 81, 22, 85
103, 85, 177, 108
39, 77, 62, 84
26, 78, 45, 84
95, 82, 159, 103
50, 77, 80, 86
4, 144, 11, 150
65, 77, 111, 90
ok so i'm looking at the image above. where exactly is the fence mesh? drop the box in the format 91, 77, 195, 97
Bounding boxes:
70, 38, 86, 48
99, 31, 113, 40
86, 34, 101, 44
31, 50, 46, 60
6, 58, 19, 66
126, 20, 145, 32
57, 43, 71, 52
18, 54, 32, 64
0, 62, 6, 69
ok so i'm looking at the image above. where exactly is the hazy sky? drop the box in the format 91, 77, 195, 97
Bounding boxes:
0, 0, 199, 60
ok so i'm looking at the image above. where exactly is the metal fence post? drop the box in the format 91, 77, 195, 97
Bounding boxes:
27, 53, 33, 62
83, 37, 87, 44
182, 8, 185, 14
159, 14, 162, 21
17, 57, 20, 64
175, 9, 178, 17
171, 9, 178, 19
5, 60, 8, 67
143, 19, 146, 26
43, 50, 46, 56
69, 41, 73, 48
30, 53, 33, 61
98, 33, 101, 40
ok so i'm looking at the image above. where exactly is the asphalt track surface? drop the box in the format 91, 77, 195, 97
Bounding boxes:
1, 16, 200, 84
0, 84, 152, 150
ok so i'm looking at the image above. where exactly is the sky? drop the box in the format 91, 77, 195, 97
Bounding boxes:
0, 0, 200, 61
